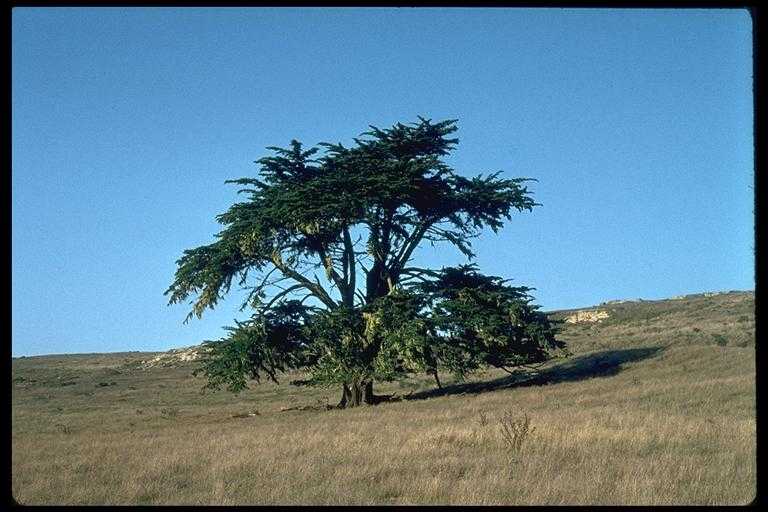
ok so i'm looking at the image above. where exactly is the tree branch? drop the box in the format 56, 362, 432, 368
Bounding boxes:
343, 227, 356, 307
317, 244, 347, 300
260, 284, 306, 312
389, 219, 433, 277
270, 255, 338, 309
401, 267, 442, 278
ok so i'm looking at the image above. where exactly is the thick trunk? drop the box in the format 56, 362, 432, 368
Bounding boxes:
338, 380, 375, 408
338, 383, 351, 408
366, 261, 390, 302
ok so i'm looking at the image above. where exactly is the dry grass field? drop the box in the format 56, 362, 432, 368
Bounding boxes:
11, 291, 755, 505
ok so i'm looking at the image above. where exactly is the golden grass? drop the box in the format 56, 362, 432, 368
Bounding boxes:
12, 292, 755, 505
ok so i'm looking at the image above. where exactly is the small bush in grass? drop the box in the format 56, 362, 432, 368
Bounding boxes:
711, 334, 728, 346
499, 411, 535, 467
54, 423, 71, 435
477, 410, 489, 428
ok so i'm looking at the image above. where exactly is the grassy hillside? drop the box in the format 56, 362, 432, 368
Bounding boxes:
11, 291, 755, 505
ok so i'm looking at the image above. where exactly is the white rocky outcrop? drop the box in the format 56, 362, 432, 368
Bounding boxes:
564, 310, 610, 324
140, 345, 211, 369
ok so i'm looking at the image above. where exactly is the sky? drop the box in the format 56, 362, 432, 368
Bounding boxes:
12, 8, 753, 357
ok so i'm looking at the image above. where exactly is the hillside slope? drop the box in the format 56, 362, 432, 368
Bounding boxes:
550, 291, 754, 351
12, 291, 755, 505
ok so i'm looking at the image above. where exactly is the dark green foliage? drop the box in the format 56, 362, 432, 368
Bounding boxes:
167, 118, 565, 406
414, 265, 565, 380
193, 301, 313, 393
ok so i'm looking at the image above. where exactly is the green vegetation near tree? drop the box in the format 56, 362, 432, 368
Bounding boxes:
165, 118, 565, 406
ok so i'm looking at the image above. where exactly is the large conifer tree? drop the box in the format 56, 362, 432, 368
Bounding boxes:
166, 118, 565, 407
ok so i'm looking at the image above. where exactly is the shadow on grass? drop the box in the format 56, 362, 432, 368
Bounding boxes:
403, 346, 664, 402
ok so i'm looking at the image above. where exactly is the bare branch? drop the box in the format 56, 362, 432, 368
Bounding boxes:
401, 267, 441, 278
343, 226, 356, 307
260, 284, 306, 312
270, 255, 338, 309
317, 245, 347, 300
389, 219, 434, 276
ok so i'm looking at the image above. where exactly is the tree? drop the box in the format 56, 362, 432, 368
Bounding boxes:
166, 118, 565, 407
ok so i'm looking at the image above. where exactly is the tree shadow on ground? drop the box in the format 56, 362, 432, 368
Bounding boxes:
402, 346, 664, 402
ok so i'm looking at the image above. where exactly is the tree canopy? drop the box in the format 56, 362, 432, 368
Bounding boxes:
166, 117, 565, 407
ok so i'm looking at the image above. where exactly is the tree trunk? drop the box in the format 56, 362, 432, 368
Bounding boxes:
366, 261, 389, 302
338, 383, 351, 408
432, 369, 442, 389
351, 381, 362, 407
337, 380, 375, 408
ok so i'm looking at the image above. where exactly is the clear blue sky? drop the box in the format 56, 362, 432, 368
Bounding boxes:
12, 8, 753, 357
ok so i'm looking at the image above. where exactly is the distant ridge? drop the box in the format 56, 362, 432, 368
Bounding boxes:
13, 290, 754, 359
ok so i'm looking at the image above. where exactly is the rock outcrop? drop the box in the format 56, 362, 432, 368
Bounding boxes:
140, 345, 210, 369
564, 310, 610, 324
